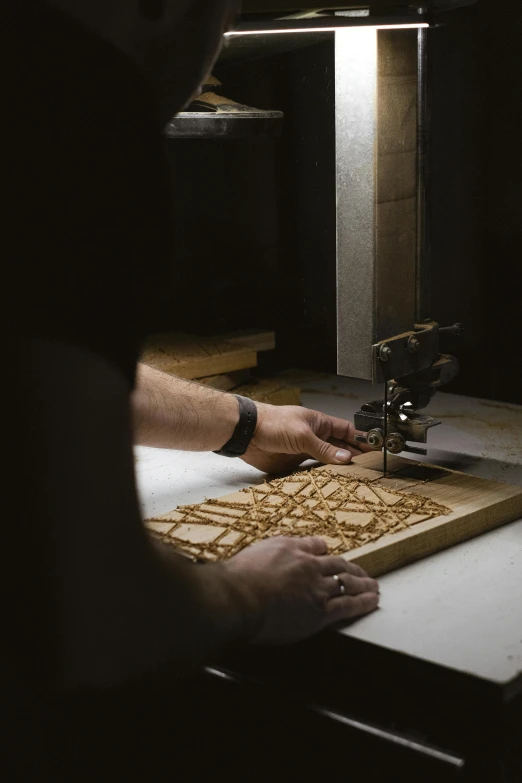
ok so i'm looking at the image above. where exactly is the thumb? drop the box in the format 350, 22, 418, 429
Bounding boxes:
304, 434, 352, 465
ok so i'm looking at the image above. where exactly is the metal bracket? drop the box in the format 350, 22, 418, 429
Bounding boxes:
372, 321, 440, 383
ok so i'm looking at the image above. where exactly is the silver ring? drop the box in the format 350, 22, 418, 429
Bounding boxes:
333, 574, 346, 596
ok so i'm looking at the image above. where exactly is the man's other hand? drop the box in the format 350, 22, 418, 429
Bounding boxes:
225, 536, 379, 644
241, 403, 370, 474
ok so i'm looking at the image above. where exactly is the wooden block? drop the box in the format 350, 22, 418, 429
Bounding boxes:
140, 333, 257, 379
342, 453, 522, 576
198, 370, 250, 391
232, 379, 301, 406
316, 462, 384, 483
217, 330, 276, 353
145, 520, 176, 536
375, 475, 423, 492
171, 523, 227, 544
146, 452, 522, 577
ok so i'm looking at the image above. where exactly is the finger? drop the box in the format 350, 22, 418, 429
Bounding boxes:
326, 592, 380, 623
340, 560, 369, 578
325, 574, 379, 598
324, 416, 357, 443
328, 436, 367, 455
296, 536, 328, 556
320, 418, 371, 453
314, 555, 360, 576
352, 435, 373, 454
302, 432, 353, 466
318, 556, 369, 578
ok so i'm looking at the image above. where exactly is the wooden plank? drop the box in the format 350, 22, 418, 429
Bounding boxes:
340, 453, 522, 576
146, 453, 522, 575
199, 373, 300, 403
216, 330, 276, 352
198, 370, 250, 392
140, 333, 257, 380
232, 379, 301, 406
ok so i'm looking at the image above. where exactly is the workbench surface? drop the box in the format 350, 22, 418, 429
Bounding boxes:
135, 374, 522, 694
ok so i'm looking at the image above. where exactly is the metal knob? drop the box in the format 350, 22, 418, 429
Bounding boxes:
379, 344, 392, 362
367, 429, 384, 450
385, 432, 406, 455
407, 336, 420, 354
440, 323, 464, 336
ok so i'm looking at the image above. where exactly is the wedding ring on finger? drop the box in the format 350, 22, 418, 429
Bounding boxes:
332, 574, 346, 596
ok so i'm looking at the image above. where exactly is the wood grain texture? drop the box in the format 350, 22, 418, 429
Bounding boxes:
216, 330, 276, 353
145, 453, 522, 576
140, 333, 257, 379
232, 379, 301, 406
198, 370, 250, 391
341, 454, 522, 576
198, 373, 300, 404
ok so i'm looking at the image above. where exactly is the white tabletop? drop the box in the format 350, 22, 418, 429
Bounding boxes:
135, 373, 522, 692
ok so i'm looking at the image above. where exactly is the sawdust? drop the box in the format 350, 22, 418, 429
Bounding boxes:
146, 467, 451, 563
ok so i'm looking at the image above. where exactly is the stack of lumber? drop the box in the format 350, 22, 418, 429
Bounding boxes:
140, 330, 301, 406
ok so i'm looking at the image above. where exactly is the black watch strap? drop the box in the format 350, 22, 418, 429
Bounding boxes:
213, 395, 258, 458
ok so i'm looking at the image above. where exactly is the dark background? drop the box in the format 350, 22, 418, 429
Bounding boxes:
429, 0, 522, 403
165, 0, 521, 404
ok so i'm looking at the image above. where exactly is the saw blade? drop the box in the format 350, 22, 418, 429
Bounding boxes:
383, 381, 388, 476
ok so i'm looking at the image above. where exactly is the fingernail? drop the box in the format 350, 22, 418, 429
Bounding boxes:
335, 449, 352, 463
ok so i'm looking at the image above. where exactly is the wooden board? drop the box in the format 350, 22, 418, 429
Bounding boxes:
145, 453, 522, 577
232, 378, 301, 406
140, 333, 257, 380
199, 375, 300, 402
198, 370, 250, 392
216, 330, 276, 353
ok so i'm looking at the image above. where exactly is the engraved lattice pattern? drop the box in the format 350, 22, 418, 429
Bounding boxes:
146, 466, 451, 562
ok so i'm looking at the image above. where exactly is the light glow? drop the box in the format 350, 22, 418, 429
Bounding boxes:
225, 23, 429, 37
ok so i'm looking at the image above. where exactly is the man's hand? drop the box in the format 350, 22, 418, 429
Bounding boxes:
224, 536, 379, 644
133, 367, 369, 473
241, 403, 370, 474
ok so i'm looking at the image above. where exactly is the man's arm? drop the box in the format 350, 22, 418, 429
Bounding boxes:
132, 363, 239, 451
9, 341, 378, 689
133, 363, 368, 473
10, 339, 252, 687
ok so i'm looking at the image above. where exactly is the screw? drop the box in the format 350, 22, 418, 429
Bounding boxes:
367, 428, 384, 450
379, 344, 392, 362
408, 337, 420, 354
440, 322, 464, 336
385, 432, 406, 454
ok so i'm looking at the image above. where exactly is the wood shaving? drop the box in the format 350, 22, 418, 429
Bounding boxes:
146, 466, 451, 563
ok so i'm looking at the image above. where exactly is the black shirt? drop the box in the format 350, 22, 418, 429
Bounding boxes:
5, 0, 170, 386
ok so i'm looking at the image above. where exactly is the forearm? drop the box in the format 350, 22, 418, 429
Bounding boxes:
14, 339, 256, 688
152, 539, 260, 652
132, 363, 239, 451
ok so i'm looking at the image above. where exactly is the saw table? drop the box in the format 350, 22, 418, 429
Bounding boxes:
135, 376, 522, 781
